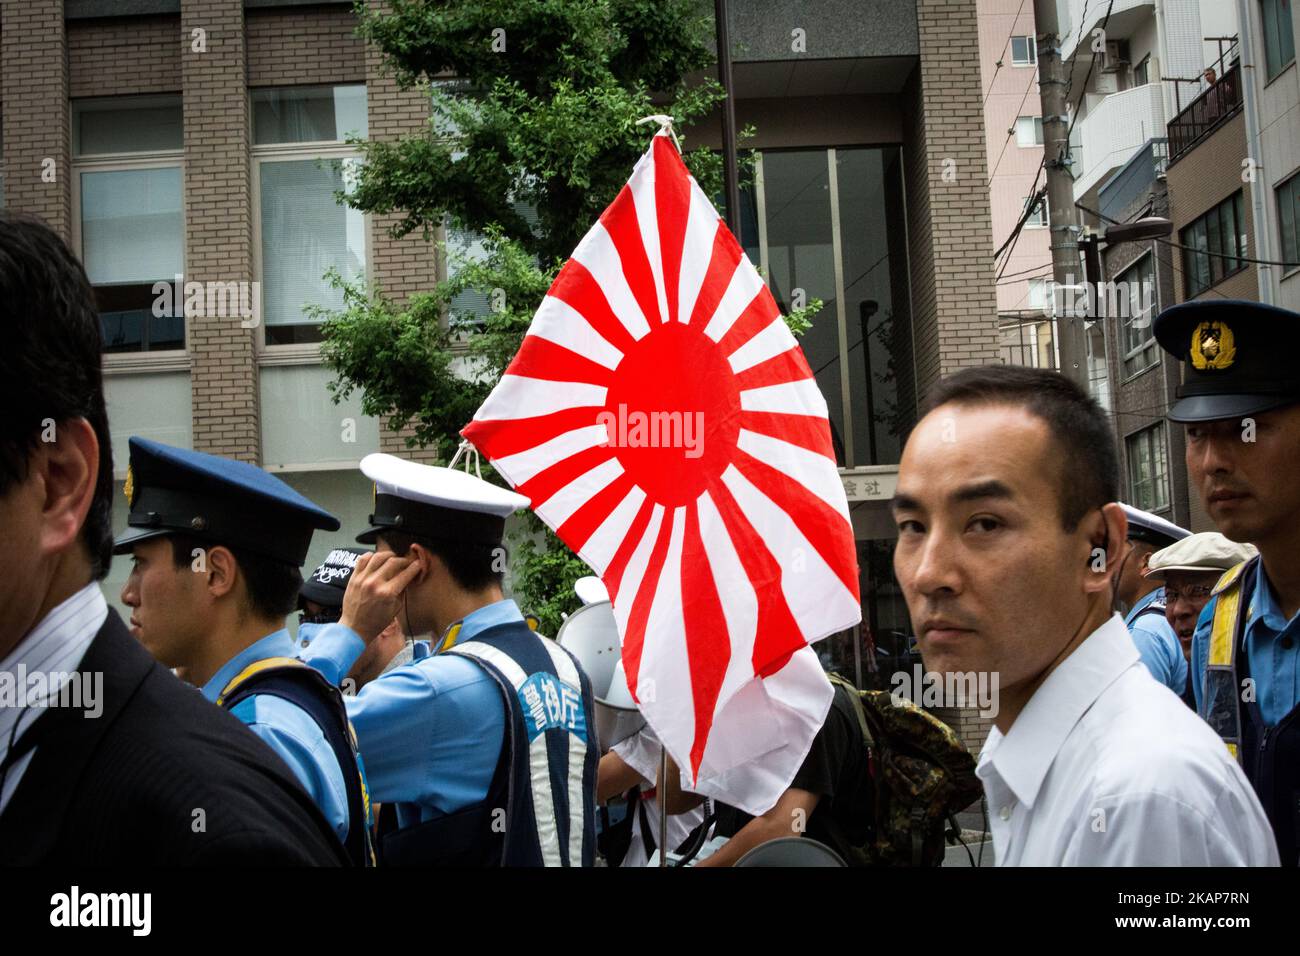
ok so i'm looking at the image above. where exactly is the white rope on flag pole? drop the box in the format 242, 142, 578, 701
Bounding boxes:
447, 438, 483, 478
636, 114, 682, 153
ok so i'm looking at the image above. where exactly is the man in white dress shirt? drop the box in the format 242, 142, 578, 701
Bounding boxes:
891, 365, 1276, 866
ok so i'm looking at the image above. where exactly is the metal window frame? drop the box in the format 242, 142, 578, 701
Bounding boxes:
1276, 170, 1300, 272
1117, 251, 1159, 376
1011, 35, 1037, 67
72, 151, 188, 370
251, 141, 368, 364
1125, 421, 1171, 513
747, 145, 907, 469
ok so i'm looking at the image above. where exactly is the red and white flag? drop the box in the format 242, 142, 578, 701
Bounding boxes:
463, 130, 861, 815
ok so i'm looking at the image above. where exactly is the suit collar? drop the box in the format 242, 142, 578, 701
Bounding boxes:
0, 609, 155, 861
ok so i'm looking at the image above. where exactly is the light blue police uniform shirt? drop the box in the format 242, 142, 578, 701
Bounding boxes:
201, 629, 352, 843
1192, 563, 1300, 726
1125, 588, 1188, 694
299, 599, 518, 827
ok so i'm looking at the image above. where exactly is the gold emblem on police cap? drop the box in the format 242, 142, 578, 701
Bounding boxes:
1190, 320, 1236, 371
124, 465, 136, 507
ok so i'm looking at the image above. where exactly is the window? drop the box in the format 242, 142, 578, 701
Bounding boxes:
252, 85, 368, 145
748, 147, 910, 468
1277, 172, 1300, 271
1086, 321, 1111, 412
1262, 0, 1296, 81
1024, 194, 1048, 227
445, 201, 542, 329
1117, 253, 1158, 376
1127, 423, 1171, 513
72, 95, 185, 353
1027, 276, 1054, 311
1180, 191, 1248, 297
1134, 55, 1150, 86
253, 85, 368, 347
1015, 116, 1044, 147
1011, 36, 1037, 66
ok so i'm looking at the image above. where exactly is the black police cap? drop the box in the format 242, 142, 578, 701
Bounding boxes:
1153, 299, 1300, 423
112, 437, 340, 567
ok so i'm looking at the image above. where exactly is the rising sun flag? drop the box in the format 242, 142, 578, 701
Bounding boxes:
462, 126, 862, 815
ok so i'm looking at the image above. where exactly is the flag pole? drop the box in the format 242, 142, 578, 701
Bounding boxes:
659, 744, 669, 867
715, 0, 741, 235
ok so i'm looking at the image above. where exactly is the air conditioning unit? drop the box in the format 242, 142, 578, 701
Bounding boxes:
1101, 40, 1130, 72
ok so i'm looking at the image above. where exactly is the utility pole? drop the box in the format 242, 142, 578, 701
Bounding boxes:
1033, 0, 1088, 388
715, 0, 741, 235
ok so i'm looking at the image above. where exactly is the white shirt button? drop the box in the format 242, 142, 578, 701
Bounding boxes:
999, 805, 1012, 821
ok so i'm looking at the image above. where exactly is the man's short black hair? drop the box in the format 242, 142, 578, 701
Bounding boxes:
380, 530, 505, 592
923, 365, 1118, 531
0, 214, 114, 579
167, 534, 303, 621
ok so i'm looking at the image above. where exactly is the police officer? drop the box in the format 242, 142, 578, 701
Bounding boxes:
298, 547, 410, 689
1155, 299, 1300, 865
1116, 504, 1191, 694
1144, 533, 1257, 708
300, 453, 599, 866
115, 437, 373, 866
298, 547, 368, 645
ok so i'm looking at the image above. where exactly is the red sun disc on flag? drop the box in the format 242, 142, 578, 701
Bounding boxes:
463, 131, 861, 783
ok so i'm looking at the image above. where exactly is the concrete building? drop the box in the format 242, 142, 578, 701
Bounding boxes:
1057, 0, 1242, 531
977, 0, 1055, 370
1, 0, 1001, 750
1235, 0, 1300, 311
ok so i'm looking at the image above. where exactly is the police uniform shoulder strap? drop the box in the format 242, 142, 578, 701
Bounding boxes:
216, 656, 308, 706
1204, 556, 1259, 765
217, 655, 375, 867
1207, 558, 1255, 669
1211, 559, 1251, 597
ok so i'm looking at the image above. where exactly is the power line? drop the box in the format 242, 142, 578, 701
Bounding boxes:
1064, 0, 1116, 146
992, 168, 1046, 262
1075, 201, 1300, 269
994, 168, 1047, 282
1061, 0, 1095, 107
996, 265, 1053, 284
982, 0, 1030, 109
985, 68, 1043, 187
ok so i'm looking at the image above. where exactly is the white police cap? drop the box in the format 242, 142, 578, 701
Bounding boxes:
356, 453, 530, 546
574, 576, 609, 606
1119, 503, 1190, 548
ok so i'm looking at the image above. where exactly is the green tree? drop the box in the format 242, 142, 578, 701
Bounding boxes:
319, 0, 819, 634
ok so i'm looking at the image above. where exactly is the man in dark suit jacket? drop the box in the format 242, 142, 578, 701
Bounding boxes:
0, 214, 347, 866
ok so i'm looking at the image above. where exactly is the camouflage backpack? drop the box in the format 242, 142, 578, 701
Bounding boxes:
826, 673, 983, 866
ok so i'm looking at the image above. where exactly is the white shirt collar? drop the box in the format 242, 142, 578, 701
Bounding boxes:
977, 613, 1138, 809
0, 582, 108, 745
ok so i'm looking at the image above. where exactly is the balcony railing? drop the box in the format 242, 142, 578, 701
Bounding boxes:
1167, 63, 1242, 164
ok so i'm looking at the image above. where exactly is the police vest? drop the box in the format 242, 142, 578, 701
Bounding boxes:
377, 619, 598, 867
218, 657, 375, 867
1202, 556, 1300, 866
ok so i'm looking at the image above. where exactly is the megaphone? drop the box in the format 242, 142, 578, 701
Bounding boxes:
556, 600, 644, 751
734, 837, 847, 867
